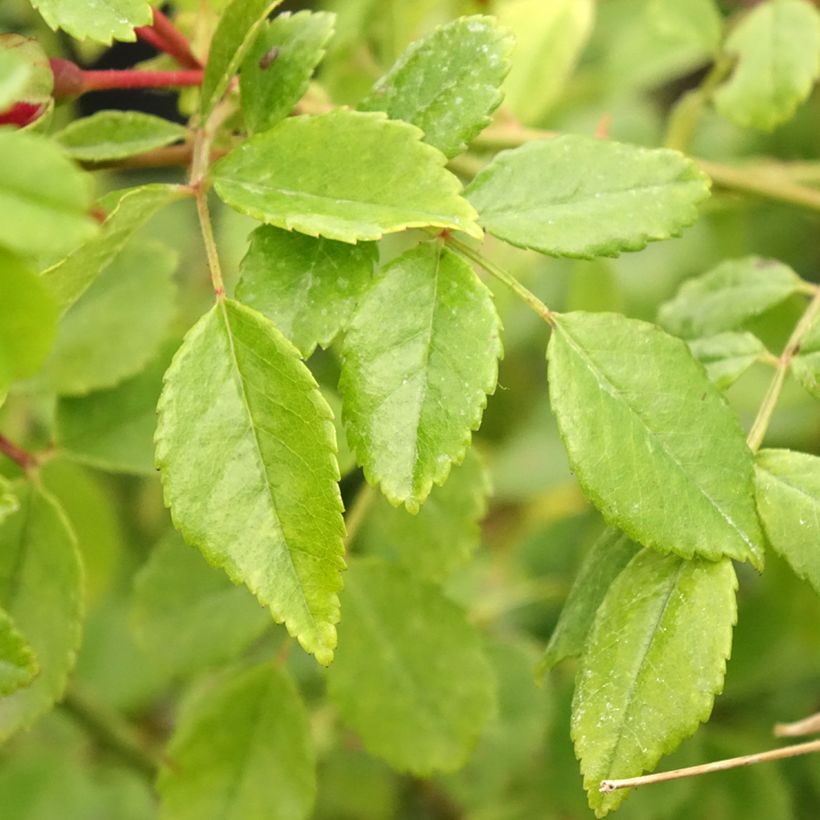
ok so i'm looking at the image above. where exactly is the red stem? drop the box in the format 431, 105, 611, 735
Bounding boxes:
80, 68, 203, 92
136, 8, 202, 70
0, 435, 37, 471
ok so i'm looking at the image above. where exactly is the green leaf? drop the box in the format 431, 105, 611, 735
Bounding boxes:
54, 111, 187, 162
0, 35, 53, 111
714, 0, 820, 131
55, 344, 174, 475
41, 183, 188, 313
0, 477, 18, 526
131, 530, 270, 679
327, 558, 496, 775
340, 242, 502, 511
0, 250, 58, 394
0, 483, 83, 743
200, 0, 284, 117
658, 256, 802, 339
158, 662, 316, 820
212, 110, 481, 243
573, 549, 737, 816
30, 0, 152, 43
0, 131, 97, 260
39, 241, 177, 396
496, 0, 595, 124
465, 135, 710, 259
538, 527, 639, 675
0, 49, 31, 111
0, 609, 38, 697
649, 0, 723, 54
359, 16, 513, 159
155, 298, 345, 665
547, 312, 765, 566
353, 448, 490, 582
791, 315, 820, 398
321, 388, 356, 478
240, 11, 336, 134
236, 225, 377, 357
755, 448, 820, 595
688, 332, 766, 389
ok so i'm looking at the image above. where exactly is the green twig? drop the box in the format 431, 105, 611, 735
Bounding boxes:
747, 287, 820, 452
343, 482, 376, 551
446, 236, 555, 326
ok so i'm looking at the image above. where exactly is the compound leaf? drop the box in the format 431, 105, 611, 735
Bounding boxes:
465, 135, 709, 259
158, 662, 315, 820
240, 10, 336, 134
30, 0, 151, 44
538, 527, 639, 675
40, 241, 177, 395
0, 250, 58, 394
658, 257, 802, 339
353, 447, 490, 582
0, 609, 38, 697
326, 559, 496, 775
131, 530, 270, 679
340, 242, 501, 511
236, 225, 377, 357
54, 111, 187, 162
688, 332, 767, 389
41, 183, 188, 312
155, 298, 345, 665
547, 312, 764, 566
360, 15, 513, 158
573, 549, 737, 816
0, 130, 97, 260
715, 0, 820, 131
212, 110, 481, 243
200, 0, 284, 117
755, 449, 820, 595
0, 483, 83, 743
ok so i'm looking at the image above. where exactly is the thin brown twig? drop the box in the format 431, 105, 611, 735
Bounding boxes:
0, 434, 37, 471
775, 711, 820, 738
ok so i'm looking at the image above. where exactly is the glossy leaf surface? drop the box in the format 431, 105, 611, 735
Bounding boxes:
688, 332, 766, 389
41, 183, 187, 312
340, 242, 501, 511
54, 111, 187, 162
212, 110, 481, 242
755, 449, 820, 595
131, 530, 270, 679
241, 11, 335, 134
30, 0, 151, 44
547, 312, 764, 566
158, 662, 315, 820
0, 609, 38, 697
155, 298, 345, 665
658, 257, 802, 339
0, 483, 83, 742
465, 135, 710, 258
538, 527, 639, 674
573, 549, 737, 816
715, 0, 820, 130
236, 225, 377, 357
0, 131, 97, 260
327, 559, 496, 774
360, 16, 513, 158
200, 0, 284, 117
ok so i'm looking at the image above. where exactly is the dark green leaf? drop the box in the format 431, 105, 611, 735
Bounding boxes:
212, 110, 481, 243
340, 242, 501, 511
465, 135, 710, 258
755, 448, 820, 595
327, 559, 497, 775
240, 11, 335, 134
236, 225, 377, 357
573, 549, 737, 816
158, 662, 316, 820
360, 15, 513, 158
538, 527, 639, 674
155, 298, 345, 665
547, 312, 764, 566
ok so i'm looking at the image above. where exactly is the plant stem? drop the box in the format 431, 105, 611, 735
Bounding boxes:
0, 434, 37, 471
747, 286, 820, 452
137, 8, 202, 70
193, 183, 225, 297
775, 711, 820, 738
343, 482, 376, 550
446, 236, 555, 326
60, 687, 161, 781
79, 68, 203, 92
600, 738, 820, 793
